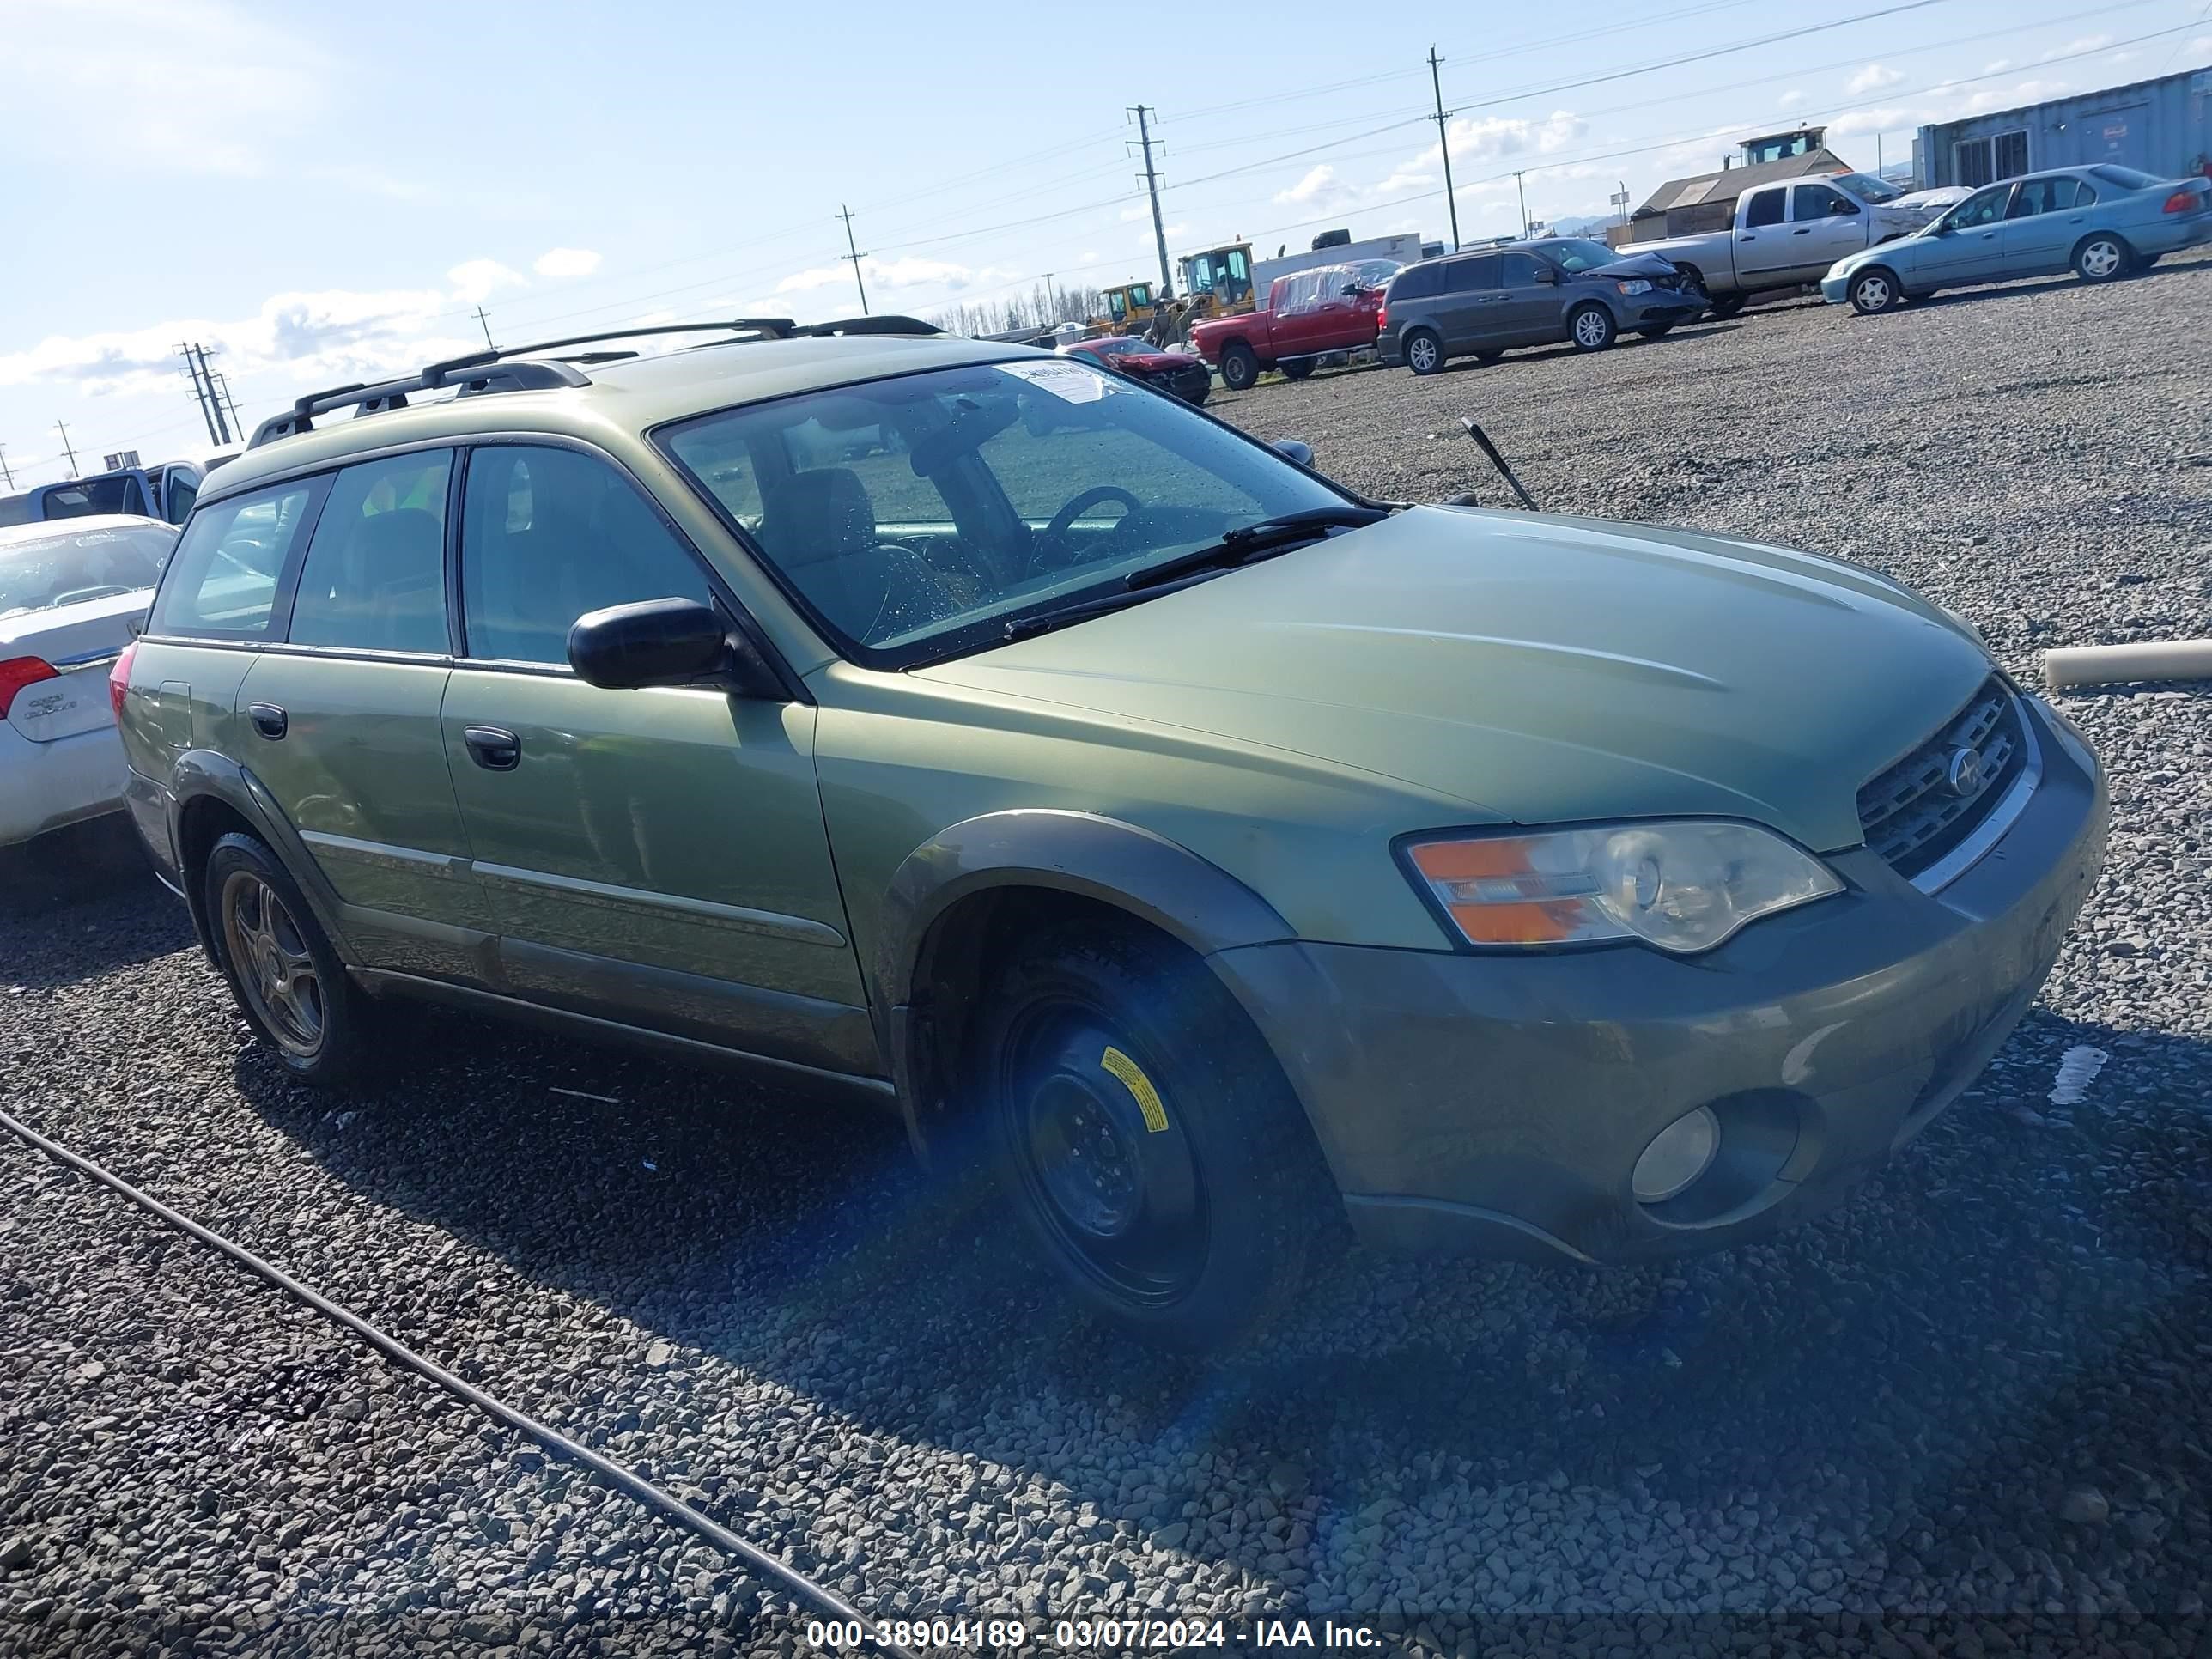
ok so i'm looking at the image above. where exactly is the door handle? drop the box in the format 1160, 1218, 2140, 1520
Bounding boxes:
249, 702, 287, 740
464, 725, 521, 771
1792, 228, 1811, 235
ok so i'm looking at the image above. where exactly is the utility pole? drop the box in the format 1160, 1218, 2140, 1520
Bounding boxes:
191, 344, 234, 446
177, 343, 221, 446
1042, 272, 1058, 324
212, 372, 244, 442
836, 204, 870, 316
474, 307, 496, 349
1127, 106, 1174, 298
54, 421, 79, 477
1515, 170, 1530, 239
1428, 48, 1461, 251
0, 445, 12, 489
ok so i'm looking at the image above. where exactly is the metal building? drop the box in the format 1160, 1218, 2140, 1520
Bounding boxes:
1915, 67, 2212, 190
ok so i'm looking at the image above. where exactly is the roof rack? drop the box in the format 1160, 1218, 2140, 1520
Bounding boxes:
246, 315, 946, 450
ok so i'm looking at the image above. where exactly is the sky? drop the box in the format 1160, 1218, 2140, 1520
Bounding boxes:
2, 0, 2206, 487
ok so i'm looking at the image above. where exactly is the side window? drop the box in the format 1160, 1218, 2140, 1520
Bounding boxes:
1743, 190, 1786, 228
460, 445, 714, 666
1950, 185, 2012, 228
286, 451, 452, 654
147, 482, 321, 640
1792, 184, 1858, 219
1445, 255, 1501, 293
1390, 264, 1438, 301
2071, 179, 2098, 206
1499, 252, 1547, 287
163, 471, 199, 526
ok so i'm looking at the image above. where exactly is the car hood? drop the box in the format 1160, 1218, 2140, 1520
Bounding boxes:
1580, 252, 1680, 281
917, 507, 1990, 853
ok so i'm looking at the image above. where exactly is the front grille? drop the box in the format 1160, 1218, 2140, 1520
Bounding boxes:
1856, 677, 2028, 881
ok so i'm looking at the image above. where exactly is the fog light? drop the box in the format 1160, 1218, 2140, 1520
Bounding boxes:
1632, 1106, 1720, 1203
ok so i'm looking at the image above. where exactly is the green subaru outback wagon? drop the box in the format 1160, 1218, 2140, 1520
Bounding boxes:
114, 317, 2106, 1346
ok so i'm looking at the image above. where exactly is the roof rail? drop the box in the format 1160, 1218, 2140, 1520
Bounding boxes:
245, 315, 945, 450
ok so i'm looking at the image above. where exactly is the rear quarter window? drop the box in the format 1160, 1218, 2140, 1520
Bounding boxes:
148, 480, 325, 640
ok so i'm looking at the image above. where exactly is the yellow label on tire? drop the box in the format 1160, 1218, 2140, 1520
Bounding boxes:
1099, 1045, 1170, 1133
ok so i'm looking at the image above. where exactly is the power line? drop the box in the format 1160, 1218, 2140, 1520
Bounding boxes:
836, 205, 870, 316
1428, 47, 1460, 252
1128, 105, 1174, 297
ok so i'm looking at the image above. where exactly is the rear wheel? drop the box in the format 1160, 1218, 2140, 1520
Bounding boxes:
1849, 269, 1901, 315
204, 833, 378, 1087
2074, 234, 2130, 283
976, 922, 1327, 1348
1403, 328, 1444, 376
1279, 358, 1315, 380
1218, 342, 1261, 391
1568, 303, 1617, 351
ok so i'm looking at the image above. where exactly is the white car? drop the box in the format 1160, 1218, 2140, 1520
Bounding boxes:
0, 515, 178, 848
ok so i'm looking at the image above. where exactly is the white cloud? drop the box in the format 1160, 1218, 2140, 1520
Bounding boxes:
2188, 33, 2212, 55
1983, 58, 2012, 74
1274, 165, 1337, 205
446, 259, 527, 305
1778, 88, 1806, 108
2041, 33, 2109, 60
1846, 63, 1905, 94
533, 247, 603, 278
1076, 249, 1100, 264
1830, 107, 1911, 137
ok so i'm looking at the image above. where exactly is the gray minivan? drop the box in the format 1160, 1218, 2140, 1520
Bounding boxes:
1377, 238, 1708, 375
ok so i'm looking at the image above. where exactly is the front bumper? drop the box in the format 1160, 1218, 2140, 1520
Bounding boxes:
1820, 270, 1857, 304
1162, 363, 1212, 402
1621, 290, 1706, 327
1211, 695, 2107, 1264
0, 720, 128, 848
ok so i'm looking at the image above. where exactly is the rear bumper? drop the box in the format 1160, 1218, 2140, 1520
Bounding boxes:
1211, 694, 2107, 1264
0, 721, 128, 847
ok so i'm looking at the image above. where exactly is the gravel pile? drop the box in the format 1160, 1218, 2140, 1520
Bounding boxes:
4, 256, 2209, 1656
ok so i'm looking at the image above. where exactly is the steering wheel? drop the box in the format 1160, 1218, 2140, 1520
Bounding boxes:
1034, 485, 1142, 570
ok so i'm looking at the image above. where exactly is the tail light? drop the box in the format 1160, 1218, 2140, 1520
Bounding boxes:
0, 656, 59, 720
2163, 188, 2204, 214
1376, 302, 1389, 332
108, 641, 137, 724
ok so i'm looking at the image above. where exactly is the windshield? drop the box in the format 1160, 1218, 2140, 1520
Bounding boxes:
0, 522, 175, 619
1543, 239, 1621, 273
2089, 164, 2159, 190
659, 359, 1346, 667
37, 474, 151, 520
1831, 171, 1902, 204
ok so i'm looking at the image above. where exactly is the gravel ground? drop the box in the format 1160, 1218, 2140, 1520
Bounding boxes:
3, 255, 2209, 1657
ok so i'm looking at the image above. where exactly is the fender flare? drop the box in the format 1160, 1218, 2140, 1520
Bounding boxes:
168, 750, 362, 969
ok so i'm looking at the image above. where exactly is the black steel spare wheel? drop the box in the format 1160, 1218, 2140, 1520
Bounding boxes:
1001, 1002, 1206, 1307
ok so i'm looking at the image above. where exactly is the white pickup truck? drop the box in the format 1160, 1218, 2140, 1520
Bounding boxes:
1619, 171, 1966, 314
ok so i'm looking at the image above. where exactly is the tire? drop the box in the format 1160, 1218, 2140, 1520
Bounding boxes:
1567, 303, 1617, 352
975, 921, 1329, 1349
1849, 268, 1901, 316
2074, 233, 2130, 283
204, 832, 377, 1088
1218, 342, 1261, 391
1706, 291, 1747, 319
1279, 358, 1315, 380
1403, 327, 1444, 376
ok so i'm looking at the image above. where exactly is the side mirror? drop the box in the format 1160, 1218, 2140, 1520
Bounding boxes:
1272, 439, 1315, 467
1533, 265, 1557, 284
568, 598, 778, 696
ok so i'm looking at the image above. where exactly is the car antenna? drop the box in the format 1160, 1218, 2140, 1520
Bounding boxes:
1459, 417, 1541, 511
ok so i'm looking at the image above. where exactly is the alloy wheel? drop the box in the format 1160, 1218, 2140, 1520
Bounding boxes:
1573, 309, 1612, 349
221, 872, 325, 1059
2080, 239, 2123, 280
1854, 275, 1893, 313
1408, 336, 1439, 374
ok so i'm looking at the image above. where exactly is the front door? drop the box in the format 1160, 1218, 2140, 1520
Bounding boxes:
234, 447, 494, 980
1915, 183, 2015, 283
439, 441, 876, 1078
1784, 182, 1869, 281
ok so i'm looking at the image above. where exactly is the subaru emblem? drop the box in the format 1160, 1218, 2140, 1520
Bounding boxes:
1944, 746, 1984, 798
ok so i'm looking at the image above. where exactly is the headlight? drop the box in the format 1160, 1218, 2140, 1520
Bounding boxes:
1403, 821, 1843, 953
1614, 279, 1653, 295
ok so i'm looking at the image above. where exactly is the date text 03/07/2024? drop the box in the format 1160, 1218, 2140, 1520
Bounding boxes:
804, 1617, 1388, 1650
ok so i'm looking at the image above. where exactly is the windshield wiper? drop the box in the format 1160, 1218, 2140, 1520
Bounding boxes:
1121, 505, 1390, 592
1000, 568, 1229, 644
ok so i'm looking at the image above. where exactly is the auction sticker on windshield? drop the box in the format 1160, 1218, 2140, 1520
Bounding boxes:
1001, 359, 1122, 402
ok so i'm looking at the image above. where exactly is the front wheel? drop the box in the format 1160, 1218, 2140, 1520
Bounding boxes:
976, 923, 1328, 1348
1218, 343, 1261, 391
204, 833, 378, 1087
2074, 234, 2130, 283
1568, 303, 1618, 351
1403, 328, 1444, 376
1849, 269, 1901, 315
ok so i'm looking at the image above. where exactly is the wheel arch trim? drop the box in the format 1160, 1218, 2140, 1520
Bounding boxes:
168, 750, 362, 969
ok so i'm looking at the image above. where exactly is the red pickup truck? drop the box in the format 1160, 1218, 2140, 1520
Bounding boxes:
1189, 262, 1389, 391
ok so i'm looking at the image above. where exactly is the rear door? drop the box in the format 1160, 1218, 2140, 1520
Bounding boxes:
440, 441, 874, 1077
234, 447, 493, 976
1785, 182, 1869, 280
2000, 175, 2093, 274
1432, 252, 1504, 352
1493, 252, 1561, 343
1731, 186, 1793, 283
